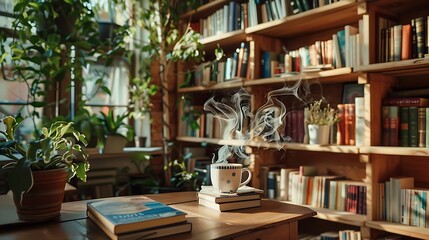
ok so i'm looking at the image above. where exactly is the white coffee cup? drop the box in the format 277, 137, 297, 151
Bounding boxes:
210, 163, 252, 194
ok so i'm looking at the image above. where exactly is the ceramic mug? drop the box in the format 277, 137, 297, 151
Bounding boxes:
210, 163, 252, 194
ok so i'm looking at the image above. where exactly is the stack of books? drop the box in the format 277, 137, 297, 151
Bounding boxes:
198, 185, 263, 212
87, 196, 192, 240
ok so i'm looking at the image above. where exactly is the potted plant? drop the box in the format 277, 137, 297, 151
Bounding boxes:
305, 99, 338, 145
98, 109, 134, 153
0, 115, 89, 222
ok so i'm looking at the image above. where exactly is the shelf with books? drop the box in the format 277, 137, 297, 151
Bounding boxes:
354, 58, 429, 77
283, 201, 367, 227
249, 141, 359, 154
245, 0, 361, 38
181, 0, 230, 20
365, 220, 429, 240
244, 67, 357, 87
178, 78, 245, 93
360, 146, 429, 157
199, 29, 247, 53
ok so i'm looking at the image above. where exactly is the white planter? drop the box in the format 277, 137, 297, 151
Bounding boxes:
308, 124, 330, 145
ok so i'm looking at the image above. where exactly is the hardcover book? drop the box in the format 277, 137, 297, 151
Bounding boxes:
87, 197, 187, 235
88, 211, 192, 240
198, 185, 263, 204
198, 197, 261, 212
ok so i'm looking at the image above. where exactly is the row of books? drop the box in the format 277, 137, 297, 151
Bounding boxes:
197, 185, 263, 212
374, 176, 414, 224
299, 230, 362, 240
378, 15, 429, 63
192, 42, 253, 86
192, 1, 247, 39
252, 0, 344, 27
381, 97, 429, 147
87, 196, 192, 240
190, 0, 344, 39
263, 18, 369, 79
183, 98, 362, 148
263, 166, 367, 215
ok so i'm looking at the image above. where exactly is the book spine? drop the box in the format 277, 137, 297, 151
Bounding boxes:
415, 17, 426, 58
382, 106, 390, 146
409, 107, 419, 147
336, 104, 345, 145
402, 24, 412, 60
418, 107, 426, 147
400, 106, 410, 147
389, 106, 399, 146
355, 97, 365, 147
345, 103, 356, 146
393, 25, 402, 61
426, 107, 429, 147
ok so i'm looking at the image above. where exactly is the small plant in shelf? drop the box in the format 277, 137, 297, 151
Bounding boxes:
305, 99, 338, 145
306, 99, 338, 126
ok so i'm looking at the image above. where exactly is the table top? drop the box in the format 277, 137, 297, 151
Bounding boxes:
0, 191, 316, 239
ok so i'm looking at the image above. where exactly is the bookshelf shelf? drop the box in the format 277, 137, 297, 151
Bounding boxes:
181, 0, 230, 20
281, 201, 366, 227
199, 29, 247, 53
365, 221, 429, 240
244, 68, 356, 87
245, 0, 360, 38
359, 146, 429, 157
176, 136, 247, 147
178, 78, 245, 93
354, 58, 429, 77
249, 141, 359, 154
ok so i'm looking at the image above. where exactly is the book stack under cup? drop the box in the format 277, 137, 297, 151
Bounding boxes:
198, 186, 264, 212
87, 196, 192, 240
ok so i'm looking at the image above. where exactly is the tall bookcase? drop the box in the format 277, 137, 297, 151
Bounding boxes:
176, 0, 429, 239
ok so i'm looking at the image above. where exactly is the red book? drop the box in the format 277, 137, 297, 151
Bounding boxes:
345, 104, 356, 145
336, 104, 345, 145
389, 106, 399, 146
401, 24, 412, 60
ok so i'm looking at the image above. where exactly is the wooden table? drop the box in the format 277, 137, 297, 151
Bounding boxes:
0, 192, 316, 240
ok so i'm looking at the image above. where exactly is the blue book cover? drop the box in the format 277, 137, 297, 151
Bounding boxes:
336, 29, 346, 67
87, 196, 187, 234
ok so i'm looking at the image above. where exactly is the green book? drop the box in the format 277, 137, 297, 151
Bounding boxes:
409, 107, 419, 147
399, 107, 409, 147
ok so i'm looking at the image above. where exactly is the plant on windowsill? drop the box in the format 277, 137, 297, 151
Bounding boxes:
98, 109, 134, 153
0, 115, 89, 222
305, 99, 338, 145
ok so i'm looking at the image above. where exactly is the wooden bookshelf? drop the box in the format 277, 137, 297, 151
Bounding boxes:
177, 0, 429, 238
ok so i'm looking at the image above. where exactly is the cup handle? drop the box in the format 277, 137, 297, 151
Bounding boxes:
239, 168, 252, 188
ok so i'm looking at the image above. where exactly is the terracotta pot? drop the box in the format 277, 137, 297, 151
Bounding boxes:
13, 168, 67, 222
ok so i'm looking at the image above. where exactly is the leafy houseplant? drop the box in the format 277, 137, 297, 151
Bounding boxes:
98, 109, 134, 153
0, 115, 89, 221
305, 99, 338, 145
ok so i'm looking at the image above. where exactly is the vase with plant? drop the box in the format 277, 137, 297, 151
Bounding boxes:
98, 109, 134, 153
0, 115, 89, 221
305, 99, 338, 145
